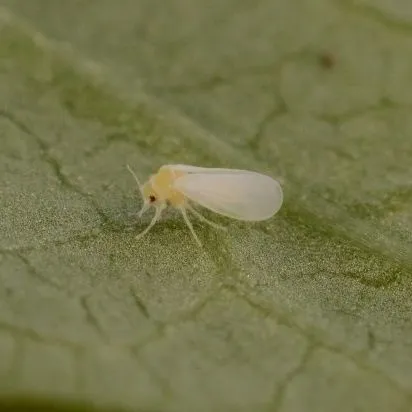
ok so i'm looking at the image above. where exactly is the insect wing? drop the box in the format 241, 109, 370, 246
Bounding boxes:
168, 164, 257, 175
174, 172, 283, 221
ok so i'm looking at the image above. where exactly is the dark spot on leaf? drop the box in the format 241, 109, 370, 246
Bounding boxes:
318, 52, 335, 69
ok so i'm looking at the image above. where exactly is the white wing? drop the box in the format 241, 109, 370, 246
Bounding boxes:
174, 171, 283, 221
168, 164, 257, 175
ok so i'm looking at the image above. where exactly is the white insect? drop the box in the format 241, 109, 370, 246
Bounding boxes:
126, 164, 283, 246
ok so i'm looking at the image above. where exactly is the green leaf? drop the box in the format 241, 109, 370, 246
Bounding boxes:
0, 1, 411, 411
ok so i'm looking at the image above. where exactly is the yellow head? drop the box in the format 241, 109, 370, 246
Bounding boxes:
126, 165, 186, 218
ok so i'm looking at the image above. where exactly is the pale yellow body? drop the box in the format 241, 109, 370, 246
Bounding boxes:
143, 166, 186, 206
127, 163, 283, 246
126, 164, 225, 246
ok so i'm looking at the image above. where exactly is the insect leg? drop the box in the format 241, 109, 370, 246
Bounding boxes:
135, 204, 164, 240
138, 202, 150, 218
186, 204, 227, 231
179, 207, 202, 247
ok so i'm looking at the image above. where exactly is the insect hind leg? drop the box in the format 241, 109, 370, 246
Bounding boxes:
186, 204, 227, 231
179, 207, 202, 247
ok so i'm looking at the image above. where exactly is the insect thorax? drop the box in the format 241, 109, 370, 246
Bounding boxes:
150, 167, 186, 206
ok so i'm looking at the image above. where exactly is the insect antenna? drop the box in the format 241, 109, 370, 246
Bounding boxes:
126, 164, 149, 217
126, 164, 144, 197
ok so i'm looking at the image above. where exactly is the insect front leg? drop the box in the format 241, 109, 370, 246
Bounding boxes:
138, 202, 150, 218
135, 203, 165, 241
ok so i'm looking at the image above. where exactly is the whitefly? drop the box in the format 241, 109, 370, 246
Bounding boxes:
127, 164, 283, 246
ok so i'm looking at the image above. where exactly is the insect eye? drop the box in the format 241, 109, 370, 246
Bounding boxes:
149, 195, 156, 203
